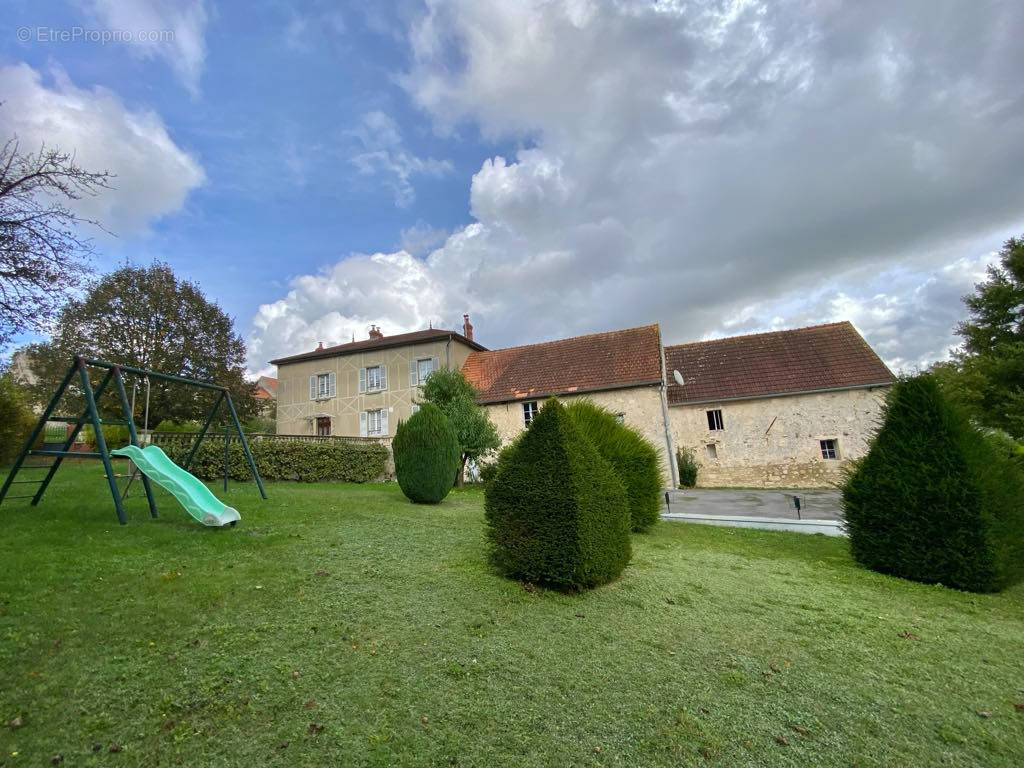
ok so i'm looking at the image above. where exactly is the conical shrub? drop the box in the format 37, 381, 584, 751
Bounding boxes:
393, 403, 461, 504
564, 399, 662, 532
484, 398, 631, 589
842, 374, 1024, 592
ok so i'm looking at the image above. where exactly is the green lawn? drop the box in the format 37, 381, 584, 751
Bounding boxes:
1, 464, 1023, 767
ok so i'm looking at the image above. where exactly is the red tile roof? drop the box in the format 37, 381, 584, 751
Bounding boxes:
270, 328, 485, 366
664, 321, 894, 405
254, 376, 278, 399
462, 325, 663, 404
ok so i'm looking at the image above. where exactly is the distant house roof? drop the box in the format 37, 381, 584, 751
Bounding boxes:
270, 328, 486, 366
462, 325, 663, 405
664, 321, 894, 406
254, 376, 278, 399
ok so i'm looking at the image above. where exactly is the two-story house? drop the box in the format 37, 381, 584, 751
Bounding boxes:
270, 318, 485, 438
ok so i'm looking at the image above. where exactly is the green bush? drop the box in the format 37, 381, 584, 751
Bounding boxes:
485, 398, 631, 590
392, 403, 461, 504
677, 447, 699, 488
154, 420, 201, 433
79, 424, 131, 449
0, 376, 36, 465
842, 374, 1024, 592
159, 438, 388, 483
564, 400, 662, 532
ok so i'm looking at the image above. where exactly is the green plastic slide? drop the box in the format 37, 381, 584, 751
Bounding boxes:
110, 444, 241, 527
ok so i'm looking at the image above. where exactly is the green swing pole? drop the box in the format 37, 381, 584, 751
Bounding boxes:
223, 391, 267, 500
31, 368, 116, 507
79, 361, 127, 525
0, 361, 81, 506
183, 391, 224, 471
111, 366, 159, 519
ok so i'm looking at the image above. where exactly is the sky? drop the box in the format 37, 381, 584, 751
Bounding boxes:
2, 0, 1022, 378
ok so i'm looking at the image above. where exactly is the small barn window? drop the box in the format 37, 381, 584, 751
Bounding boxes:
523, 401, 539, 426
820, 439, 839, 460
706, 409, 724, 431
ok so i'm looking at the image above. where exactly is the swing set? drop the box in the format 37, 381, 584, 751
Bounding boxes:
0, 356, 267, 525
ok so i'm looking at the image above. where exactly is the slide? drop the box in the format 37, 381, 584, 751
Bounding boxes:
110, 444, 241, 527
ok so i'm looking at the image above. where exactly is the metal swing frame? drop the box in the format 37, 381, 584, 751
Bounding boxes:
0, 356, 267, 525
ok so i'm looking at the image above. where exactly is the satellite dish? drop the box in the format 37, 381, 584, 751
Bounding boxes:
672, 369, 685, 387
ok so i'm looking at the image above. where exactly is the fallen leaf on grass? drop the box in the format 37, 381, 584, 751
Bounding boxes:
308, 723, 324, 736
108, 743, 123, 753
161, 719, 175, 731
91, 743, 102, 753
6, 715, 23, 729
976, 710, 992, 718
898, 631, 922, 641
421, 716, 429, 725
304, 699, 318, 710
769, 663, 781, 673
1014, 703, 1024, 712
774, 735, 789, 746
314, 570, 329, 577
788, 724, 810, 737
50, 754, 63, 765
276, 741, 289, 750
594, 745, 602, 753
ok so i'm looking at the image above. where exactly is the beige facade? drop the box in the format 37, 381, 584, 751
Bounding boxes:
483, 385, 675, 484
669, 386, 889, 488
276, 338, 476, 437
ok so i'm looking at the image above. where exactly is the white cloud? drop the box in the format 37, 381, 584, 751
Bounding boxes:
399, 220, 449, 256
349, 111, 452, 208
0, 63, 205, 235
79, 0, 208, 94
251, 0, 1024, 370
247, 251, 447, 375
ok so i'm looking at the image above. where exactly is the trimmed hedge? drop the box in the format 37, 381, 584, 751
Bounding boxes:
842, 374, 1024, 592
392, 403, 461, 504
485, 398, 631, 590
564, 400, 662, 532
160, 438, 388, 483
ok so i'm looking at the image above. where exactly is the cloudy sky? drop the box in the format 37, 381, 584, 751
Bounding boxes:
3, 0, 1022, 376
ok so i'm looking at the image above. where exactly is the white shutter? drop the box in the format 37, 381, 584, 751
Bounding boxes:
309, 375, 316, 400
358, 367, 366, 393
431, 356, 439, 374
379, 365, 388, 391
409, 359, 418, 387
381, 409, 389, 435
359, 411, 367, 436
329, 372, 337, 397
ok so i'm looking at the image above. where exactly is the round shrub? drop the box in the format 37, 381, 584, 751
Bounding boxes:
564, 400, 662, 532
392, 402, 461, 504
842, 374, 1024, 593
485, 398, 631, 589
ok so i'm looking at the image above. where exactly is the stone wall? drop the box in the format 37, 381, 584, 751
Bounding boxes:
669, 387, 889, 488
483, 385, 675, 484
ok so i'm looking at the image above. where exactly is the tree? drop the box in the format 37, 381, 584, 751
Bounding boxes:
419, 367, 500, 486
23, 262, 258, 425
0, 138, 111, 347
935, 236, 1024, 438
0, 373, 36, 465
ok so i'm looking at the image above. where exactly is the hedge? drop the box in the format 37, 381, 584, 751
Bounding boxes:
392, 403, 461, 503
564, 400, 662, 532
485, 398, 631, 590
159, 438, 389, 483
842, 374, 1024, 592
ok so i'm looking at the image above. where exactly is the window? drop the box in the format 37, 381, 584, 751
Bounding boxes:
366, 365, 383, 390
367, 409, 383, 435
820, 439, 839, 460
315, 417, 331, 437
416, 357, 434, 386
705, 443, 718, 459
523, 401, 539, 426
310, 372, 336, 400
706, 409, 724, 431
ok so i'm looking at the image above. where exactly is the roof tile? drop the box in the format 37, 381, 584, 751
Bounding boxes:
463, 325, 663, 404
665, 321, 893, 405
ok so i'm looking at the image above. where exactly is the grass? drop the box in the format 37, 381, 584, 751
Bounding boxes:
1, 463, 1023, 767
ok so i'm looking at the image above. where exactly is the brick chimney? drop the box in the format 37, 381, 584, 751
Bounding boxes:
316, 341, 324, 350
462, 314, 474, 341
368, 325, 384, 340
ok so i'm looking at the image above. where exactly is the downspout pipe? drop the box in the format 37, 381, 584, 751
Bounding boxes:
657, 328, 678, 488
